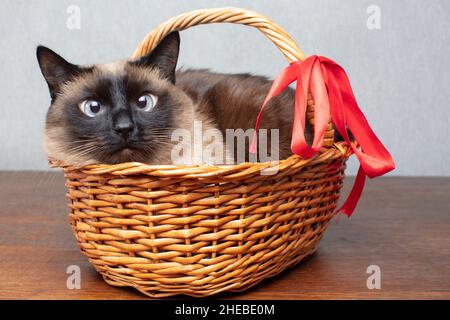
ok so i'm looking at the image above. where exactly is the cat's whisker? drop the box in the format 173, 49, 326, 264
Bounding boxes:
68, 144, 101, 158
67, 144, 99, 154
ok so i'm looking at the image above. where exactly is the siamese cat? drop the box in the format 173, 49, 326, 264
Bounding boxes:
37, 32, 313, 166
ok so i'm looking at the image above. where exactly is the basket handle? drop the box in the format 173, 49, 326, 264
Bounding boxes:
132, 7, 335, 147
132, 7, 306, 62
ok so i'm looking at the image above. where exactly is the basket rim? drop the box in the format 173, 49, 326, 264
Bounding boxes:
49, 141, 351, 179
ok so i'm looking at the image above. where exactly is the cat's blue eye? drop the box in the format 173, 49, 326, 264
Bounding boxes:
136, 94, 158, 112
79, 100, 102, 117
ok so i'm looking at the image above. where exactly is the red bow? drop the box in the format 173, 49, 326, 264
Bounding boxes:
250, 55, 395, 217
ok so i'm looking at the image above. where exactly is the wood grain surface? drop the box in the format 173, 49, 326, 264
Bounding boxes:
0, 171, 449, 299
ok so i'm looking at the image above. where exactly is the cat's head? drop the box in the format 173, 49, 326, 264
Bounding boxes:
37, 32, 192, 165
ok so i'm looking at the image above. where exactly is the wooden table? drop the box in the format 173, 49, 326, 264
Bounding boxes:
0, 172, 448, 299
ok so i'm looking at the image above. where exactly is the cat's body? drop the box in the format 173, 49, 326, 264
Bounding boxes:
37, 32, 311, 166
176, 69, 304, 163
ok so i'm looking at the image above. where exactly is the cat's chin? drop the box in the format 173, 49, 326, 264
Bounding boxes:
106, 147, 148, 164
118, 148, 133, 157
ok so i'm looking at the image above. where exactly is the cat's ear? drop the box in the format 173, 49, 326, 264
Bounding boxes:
132, 32, 180, 83
36, 46, 82, 99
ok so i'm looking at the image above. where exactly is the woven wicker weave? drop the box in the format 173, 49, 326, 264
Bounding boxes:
52, 7, 351, 298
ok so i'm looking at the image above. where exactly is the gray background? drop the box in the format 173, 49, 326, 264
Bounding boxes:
0, 0, 449, 175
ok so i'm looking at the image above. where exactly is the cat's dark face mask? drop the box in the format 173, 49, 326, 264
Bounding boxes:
37, 32, 190, 165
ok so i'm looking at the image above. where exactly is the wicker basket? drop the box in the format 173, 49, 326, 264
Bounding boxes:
52, 7, 352, 298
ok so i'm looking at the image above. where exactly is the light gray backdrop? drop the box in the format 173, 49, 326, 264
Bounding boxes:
0, 0, 449, 175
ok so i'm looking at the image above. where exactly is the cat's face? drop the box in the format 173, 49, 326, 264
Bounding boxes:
37, 32, 191, 165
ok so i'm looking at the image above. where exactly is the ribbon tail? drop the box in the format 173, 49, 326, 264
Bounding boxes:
336, 166, 366, 217
250, 63, 301, 154
308, 58, 330, 148
290, 55, 330, 159
291, 56, 318, 158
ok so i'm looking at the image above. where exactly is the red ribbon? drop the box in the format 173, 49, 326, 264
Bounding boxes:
250, 55, 395, 217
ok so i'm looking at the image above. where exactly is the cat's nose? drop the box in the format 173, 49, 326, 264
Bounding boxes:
114, 118, 135, 140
